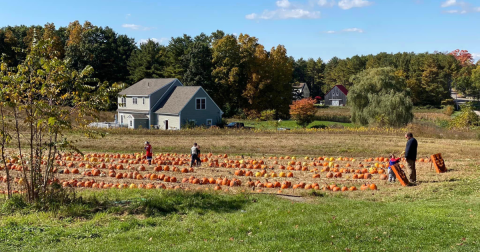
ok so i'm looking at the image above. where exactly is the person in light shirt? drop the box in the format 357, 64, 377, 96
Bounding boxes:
190, 143, 201, 167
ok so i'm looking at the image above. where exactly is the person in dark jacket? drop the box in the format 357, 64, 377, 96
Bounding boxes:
404, 132, 418, 183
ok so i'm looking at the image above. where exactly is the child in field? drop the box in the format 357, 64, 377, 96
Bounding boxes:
388, 154, 401, 182
145, 141, 152, 165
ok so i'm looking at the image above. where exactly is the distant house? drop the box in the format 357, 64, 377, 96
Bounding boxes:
324, 85, 348, 106
292, 83, 310, 100
117, 78, 223, 129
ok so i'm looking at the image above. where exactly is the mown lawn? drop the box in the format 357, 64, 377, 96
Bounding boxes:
230, 120, 354, 130
1, 178, 479, 252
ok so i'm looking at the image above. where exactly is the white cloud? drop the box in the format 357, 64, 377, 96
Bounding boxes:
441, 0, 457, 8
338, 0, 373, 10
245, 13, 258, 19
246, 9, 321, 19
126, 13, 131, 19
441, 0, 480, 14
343, 28, 364, 32
318, 0, 336, 7
247, 0, 374, 20
139, 38, 168, 45
276, 0, 291, 8
325, 27, 364, 33
472, 53, 480, 62
122, 24, 152, 31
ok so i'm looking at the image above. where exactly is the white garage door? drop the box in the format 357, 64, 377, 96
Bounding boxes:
332, 100, 339, 106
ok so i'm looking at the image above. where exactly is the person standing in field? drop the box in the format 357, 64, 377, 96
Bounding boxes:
404, 132, 418, 184
190, 143, 201, 167
196, 145, 201, 166
145, 141, 153, 165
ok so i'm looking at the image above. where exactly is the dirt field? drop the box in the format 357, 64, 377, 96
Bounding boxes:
71, 132, 480, 159
2, 140, 478, 199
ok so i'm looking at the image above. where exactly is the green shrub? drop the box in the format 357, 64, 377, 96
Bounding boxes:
216, 118, 228, 128
182, 120, 197, 129
443, 105, 455, 116
435, 120, 450, 128
449, 103, 480, 129
441, 99, 455, 106
308, 124, 327, 129
260, 109, 276, 121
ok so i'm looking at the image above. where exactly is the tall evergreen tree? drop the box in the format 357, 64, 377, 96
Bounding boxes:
127, 40, 166, 83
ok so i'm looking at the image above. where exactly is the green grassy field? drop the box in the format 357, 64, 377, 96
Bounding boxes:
1, 182, 479, 252
231, 119, 354, 129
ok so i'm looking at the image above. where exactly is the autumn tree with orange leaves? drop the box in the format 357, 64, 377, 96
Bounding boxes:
289, 98, 317, 127
450, 49, 474, 66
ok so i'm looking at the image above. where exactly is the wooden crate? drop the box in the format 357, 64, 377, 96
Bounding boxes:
431, 153, 447, 173
390, 163, 409, 186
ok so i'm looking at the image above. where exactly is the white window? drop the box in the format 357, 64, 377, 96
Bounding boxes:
206, 119, 212, 126
130, 120, 133, 127
120, 97, 126, 107
121, 115, 124, 124
143, 98, 145, 104
133, 97, 138, 104
196, 98, 206, 110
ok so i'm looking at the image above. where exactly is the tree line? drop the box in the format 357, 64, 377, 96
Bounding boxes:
293, 51, 480, 106
1, 21, 479, 117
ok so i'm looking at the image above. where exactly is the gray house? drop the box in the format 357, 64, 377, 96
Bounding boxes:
117, 78, 223, 129
324, 85, 348, 106
292, 83, 310, 100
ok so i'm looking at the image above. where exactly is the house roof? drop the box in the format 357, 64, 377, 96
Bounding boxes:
155, 86, 202, 115
118, 78, 177, 96
327, 85, 349, 96
117, 108, 150, 113
129, 114, 149, 119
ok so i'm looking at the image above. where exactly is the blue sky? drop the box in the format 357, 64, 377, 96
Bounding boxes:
1, 0, 480, 62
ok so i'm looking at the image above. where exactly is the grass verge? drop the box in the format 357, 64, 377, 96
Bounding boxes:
0, 185, 479, 251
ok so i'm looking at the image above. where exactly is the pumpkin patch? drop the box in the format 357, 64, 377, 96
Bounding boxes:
0, 151, 437, 196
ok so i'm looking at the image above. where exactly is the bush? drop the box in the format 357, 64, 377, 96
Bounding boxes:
183, 121, 197, 129
449, 103, 480, 129
436, 120, 450, 128
216, 118, 228, 128
308, 124, 327, 129
443, 105, 455, 116
243, 110, 261, 120
290, 98, 317, 128
441, 99, 455, 106
260, 109, 276, 121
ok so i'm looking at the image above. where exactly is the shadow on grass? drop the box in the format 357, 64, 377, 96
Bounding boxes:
1, 190, 250, 219
125, 191, 249, 217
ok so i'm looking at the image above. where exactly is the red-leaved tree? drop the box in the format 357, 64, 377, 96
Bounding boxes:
450, 49, 474, 66
289, 98, 317, 127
